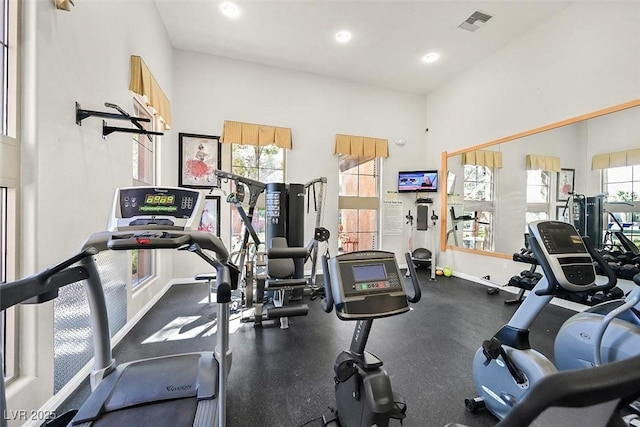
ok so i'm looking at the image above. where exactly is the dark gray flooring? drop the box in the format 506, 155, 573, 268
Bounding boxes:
58, 271, 574, 426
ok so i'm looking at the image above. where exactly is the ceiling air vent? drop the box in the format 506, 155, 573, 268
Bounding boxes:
458, 11, 493, 32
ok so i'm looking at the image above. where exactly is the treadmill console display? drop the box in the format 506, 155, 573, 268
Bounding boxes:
528, 220, 596, 290
109, 187, 204, 231
329, 251, 409, 320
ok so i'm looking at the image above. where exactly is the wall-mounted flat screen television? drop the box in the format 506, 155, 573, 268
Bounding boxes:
398, 170, 438, 193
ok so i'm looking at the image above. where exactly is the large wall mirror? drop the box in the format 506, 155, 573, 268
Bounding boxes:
440, 99, 640, 258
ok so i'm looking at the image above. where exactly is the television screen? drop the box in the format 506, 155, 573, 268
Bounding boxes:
398, 170, 438, 192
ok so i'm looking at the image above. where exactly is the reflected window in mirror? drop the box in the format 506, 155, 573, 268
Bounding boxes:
604, 165, 640, 246
462, 165, 494, 251
525, 170, 551, 231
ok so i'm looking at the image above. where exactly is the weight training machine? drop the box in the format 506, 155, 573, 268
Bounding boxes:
214, 170, 329, 328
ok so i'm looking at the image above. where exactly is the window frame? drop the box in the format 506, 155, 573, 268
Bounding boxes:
462, 165, 494, 251
338, 155, 380, 253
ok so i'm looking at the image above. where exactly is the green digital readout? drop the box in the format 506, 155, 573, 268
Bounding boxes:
144, 194, 176, 205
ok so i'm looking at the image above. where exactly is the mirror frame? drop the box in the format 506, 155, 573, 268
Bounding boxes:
440, 98, 640, 258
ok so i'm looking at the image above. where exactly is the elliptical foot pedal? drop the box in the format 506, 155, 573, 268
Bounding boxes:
390, 393, 407, 421
322, 407, 339, 426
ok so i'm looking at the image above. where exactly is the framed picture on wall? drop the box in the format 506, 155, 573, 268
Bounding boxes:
199, 196, 221, 236
556, 168, 575, 201
556, 205, 570, 223
178, 133, 221, 188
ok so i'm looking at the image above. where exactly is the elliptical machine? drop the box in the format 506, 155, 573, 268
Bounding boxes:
321, 251, 421, 427
466, 220, 619, 420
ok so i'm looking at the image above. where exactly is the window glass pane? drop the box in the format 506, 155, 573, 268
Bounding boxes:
258, 146, 284, 171
1, 0, 9, 135
232, 145, 258, 173
340, 174, 359, 197
461, 211, 492, 251
358, 175, 376, 197
259, 168, 283, 183
338, 209, 377, 253
607, 166, 633, 183
607, 182, 633, 201
463, 165, 493, 202
526, 170, 549, 203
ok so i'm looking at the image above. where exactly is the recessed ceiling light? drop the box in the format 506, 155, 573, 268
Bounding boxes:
220, 2, 240, 19
422, 52, 440, 64
335, 30, 352, 44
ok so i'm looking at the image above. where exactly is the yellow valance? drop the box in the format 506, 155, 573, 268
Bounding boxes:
461, 150, 503, 168
592, 148, 640, 170
334, 134, 389, 158
128, 55, 172, 129
221, 120, 292, 149
525, 154, 561, 172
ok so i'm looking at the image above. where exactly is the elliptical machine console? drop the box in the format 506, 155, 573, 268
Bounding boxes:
322, 251, 421, 427
327, 251, 411, 320
528, 220, 597, 291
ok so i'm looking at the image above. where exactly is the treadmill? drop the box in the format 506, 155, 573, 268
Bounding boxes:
0, 186, 237, 427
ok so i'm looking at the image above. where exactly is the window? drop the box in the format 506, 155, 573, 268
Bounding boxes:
0, 0, 17, 381
338, 155, 379, 253
462, 165, 494, 250
0, 0, 16, 137
230, 144, 285, 252
525, 170, 550, 228
131, 99, 157, 287
603, 165, 640, 246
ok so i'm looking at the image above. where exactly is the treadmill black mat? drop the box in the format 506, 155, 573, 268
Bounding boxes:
93, 397, 197, 426
58, 271, 575, 426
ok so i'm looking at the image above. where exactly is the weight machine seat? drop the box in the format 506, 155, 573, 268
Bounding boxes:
445, 353, 640, 427
265, 237, 308, 290
72, 352, 218, 426
194, 273, 217, 282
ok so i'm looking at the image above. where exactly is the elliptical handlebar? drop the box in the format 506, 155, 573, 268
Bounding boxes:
321, 254, 334, 313
582, 236, 617, 293
528, 236, 559, 297
404, 252, 422, 303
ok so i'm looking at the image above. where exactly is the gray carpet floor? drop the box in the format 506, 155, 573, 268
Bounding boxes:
58, 271, 574, 426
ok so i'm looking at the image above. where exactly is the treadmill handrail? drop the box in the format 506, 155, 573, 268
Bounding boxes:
82, 230, 230, 262
0, 248, 97, 310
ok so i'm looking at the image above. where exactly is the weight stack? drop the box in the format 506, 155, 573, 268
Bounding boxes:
287, 184, 306, 279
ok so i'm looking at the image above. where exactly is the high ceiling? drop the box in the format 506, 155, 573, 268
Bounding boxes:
155, 1, 572, 95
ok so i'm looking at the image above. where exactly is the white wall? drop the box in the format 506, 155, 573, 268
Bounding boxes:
427, 2, 640, 282
8, 0, 174, 421
170, 51, 428, 277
